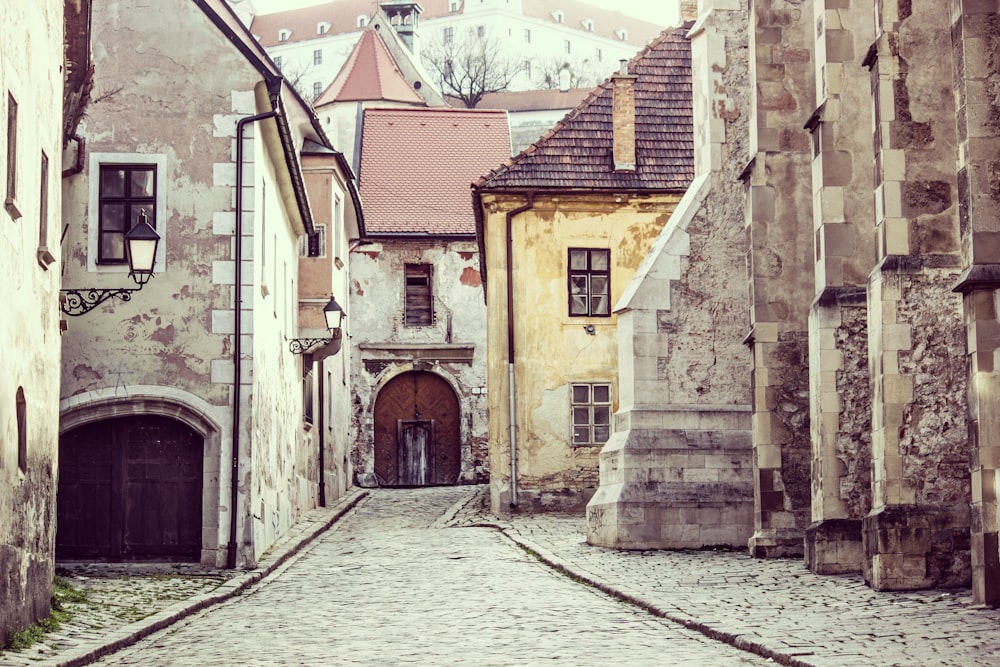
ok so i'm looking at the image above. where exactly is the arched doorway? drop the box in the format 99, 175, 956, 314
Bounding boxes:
57, 415, 203, 561
373, 371, 461, 486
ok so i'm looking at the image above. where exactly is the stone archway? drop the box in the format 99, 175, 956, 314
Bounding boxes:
57, 414, 203, 561
373, 371, 461, 486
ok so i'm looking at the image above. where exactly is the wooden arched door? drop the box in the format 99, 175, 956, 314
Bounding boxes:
57, 415, 203, 561
373, 371, 461, 486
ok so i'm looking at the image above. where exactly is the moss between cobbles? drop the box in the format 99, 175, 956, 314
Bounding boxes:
2, 577, 88, 651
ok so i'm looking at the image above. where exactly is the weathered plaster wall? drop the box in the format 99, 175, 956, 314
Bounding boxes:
0, 0, 63, 644
861, 0, 971, 592
588, 2, 754, 550
349, 239, 489, 486
482, 193, 681, 514
744, 0, 816, 558
60, 0, 313, 568
803, 0, 876, 575
951, 0, 1000, 606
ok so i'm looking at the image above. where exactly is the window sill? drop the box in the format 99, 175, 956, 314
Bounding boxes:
37, 246, 56, 270
5, 197, 22, 220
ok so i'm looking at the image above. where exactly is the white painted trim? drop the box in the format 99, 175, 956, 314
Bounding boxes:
87, 152, 168, 275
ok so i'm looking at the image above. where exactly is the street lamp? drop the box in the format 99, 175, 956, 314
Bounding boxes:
288, 295, 345, 354
60, 210, 161, 316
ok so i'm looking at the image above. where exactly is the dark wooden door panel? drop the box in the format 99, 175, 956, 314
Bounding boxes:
57, 416, 202, 561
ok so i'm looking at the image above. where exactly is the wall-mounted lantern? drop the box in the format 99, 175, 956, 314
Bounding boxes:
60, 210, 161, 316
288, 295, 345, 354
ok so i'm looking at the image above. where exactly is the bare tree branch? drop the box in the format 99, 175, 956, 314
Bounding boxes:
421, 28, 524, 108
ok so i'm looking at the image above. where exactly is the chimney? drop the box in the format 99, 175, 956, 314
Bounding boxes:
680, 0, 698, 23
611, 59, 638, 172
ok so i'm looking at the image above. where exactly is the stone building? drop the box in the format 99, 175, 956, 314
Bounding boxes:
57, 0, 360, 569
350, 106, 509, 488
586, 8, 754, 550
0, 0, 90, 647
473, 30, 694, 514
579, 0, 1000, 604
248, 0, 666, 100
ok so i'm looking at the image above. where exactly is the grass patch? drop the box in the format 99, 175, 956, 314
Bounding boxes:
3, 578, 87, 651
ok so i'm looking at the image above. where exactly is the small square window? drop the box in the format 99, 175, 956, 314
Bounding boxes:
570, 382, 612, 445
98, 164, 156, 264
568, 248, 611, 317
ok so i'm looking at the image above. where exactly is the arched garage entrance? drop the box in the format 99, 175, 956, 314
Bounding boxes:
373, 371, 461, 486
57, 415, 203, 561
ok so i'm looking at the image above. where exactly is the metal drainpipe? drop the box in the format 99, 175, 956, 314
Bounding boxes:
505, 193, 535, 509
317, 361, 326, 507
227, 109, 278, 570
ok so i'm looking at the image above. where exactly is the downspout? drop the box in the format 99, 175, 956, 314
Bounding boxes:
317, 361, 326, 507
227, 108, 278, 570
505, 193, 535, 509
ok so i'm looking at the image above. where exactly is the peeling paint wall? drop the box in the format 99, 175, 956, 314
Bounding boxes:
481, 193, 681, 514
0, 0, 63, 645
349, 239, 489, 486
59, 0, 314, 569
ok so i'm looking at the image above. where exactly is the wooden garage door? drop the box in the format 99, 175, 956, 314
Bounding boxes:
57, 415, 203, 561
373, 371, 460, 486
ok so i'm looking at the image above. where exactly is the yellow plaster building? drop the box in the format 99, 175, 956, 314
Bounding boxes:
473, 31, 694, 513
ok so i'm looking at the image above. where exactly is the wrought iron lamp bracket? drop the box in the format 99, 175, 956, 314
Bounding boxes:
60, 285, 143, 317
287, 337, 333, 354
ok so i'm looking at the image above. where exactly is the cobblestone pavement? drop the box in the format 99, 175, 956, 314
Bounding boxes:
86, 487, 771, 667
495, 512, 1000, 667
2, 485, 999, 666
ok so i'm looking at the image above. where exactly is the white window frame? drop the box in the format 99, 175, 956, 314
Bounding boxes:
357, 15, 368, 28
571, 382, 612, 446
278, 28, 291, 41
317, 21, 331, 35
299, 224, 327, 258
87, 152, 167, 275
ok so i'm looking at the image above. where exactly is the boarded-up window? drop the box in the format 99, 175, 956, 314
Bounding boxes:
404, 264, 433, 326
568, 248, 611, 317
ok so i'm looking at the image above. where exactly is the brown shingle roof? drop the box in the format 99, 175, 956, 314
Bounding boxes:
359, 107, 511, 235
315, 27, 426, 106
476, 27, 693, 191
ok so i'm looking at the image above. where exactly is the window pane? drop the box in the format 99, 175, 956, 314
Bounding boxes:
571, 385, 590, 403
573, 407, 591, 425
569, 249, 588, 270
129, 203, 154, 228
591, 295, 609, 315
101, 203, 126, 231
101, 232, 125, 261
570, 294, 589, 315
593, 406, 610, 425
594, 425, 610, 443
101, 168, 126, 197
570, 275, 588, 294
590, 276, 608, 296
590, 250, 609, 271
593, 385, 610, 403
130, 168, 154, 197
573, 427, 590, 444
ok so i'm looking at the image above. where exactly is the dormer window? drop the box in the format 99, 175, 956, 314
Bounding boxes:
582, 18, 594, 31
552, 10, 564, 23
317, 21, 331, 35
278, 28, 291, 41
357, 14, 368, 28
615, 28, 628, 41
449, 0, 459, 11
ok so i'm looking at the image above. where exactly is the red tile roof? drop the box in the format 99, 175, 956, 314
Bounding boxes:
476, 27, 693, 191
250, 0, 661, 49
360, 107, 511, 235
315, 27, 426, 106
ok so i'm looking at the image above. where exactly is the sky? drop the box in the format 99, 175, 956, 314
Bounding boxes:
250, 0, 681, 27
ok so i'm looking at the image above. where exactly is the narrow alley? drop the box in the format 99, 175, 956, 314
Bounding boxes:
87, 488, 768, 667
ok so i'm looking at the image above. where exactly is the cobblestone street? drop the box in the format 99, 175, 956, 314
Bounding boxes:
87, 487, 770, 667
3, 485, 1000, 667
